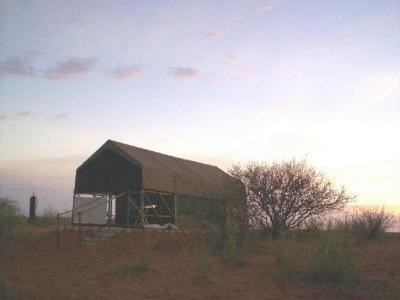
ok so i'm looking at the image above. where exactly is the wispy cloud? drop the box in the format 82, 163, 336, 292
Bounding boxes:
0, 115, 8, 122
51, 113, 69, 121
206, 31, 224, 41
0, 56, 37, 77
256, 0, 285, 14
16, 111, 33, 117
107, 65, 146, 79
43, 57, 97, 80
167, 67, 199, 79
220, 52, 240, 69
228, 15, 244, 24
225, 52, 240, 61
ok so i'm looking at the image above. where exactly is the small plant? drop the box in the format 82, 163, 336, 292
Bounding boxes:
231, 257, 247, 268
114, 262, 150, 275
195, 239, 210, 282
0, 274, 16, 299
36, 208, 58, 226
273, 237, 300, 279
0, 197, 21, 256
351, 208, 395, 240
311, 233, 358, 284
191, 230, 211, 283
114, 231, 151, 275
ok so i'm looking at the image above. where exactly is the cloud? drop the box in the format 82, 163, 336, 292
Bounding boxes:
0, 115, 8, 122
206, 31, 224, 40
107, 65, 146, 79
225, 52, 240, 61
228, 15, 244, 24
43, 57, 97, 80
167, 67, 199, 79
51, 113, 69, 121
0, 56, 37, 77
16, 111, 32, 117
220, 52, 241, 70
256, 0, 284, 14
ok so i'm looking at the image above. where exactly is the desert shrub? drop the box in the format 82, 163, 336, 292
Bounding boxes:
190, 230, 211, 283
350, 208, 395, 240
36, 207, 58, 226
114, 231, 150, 275
229, 160, 354, 239
310, 233, 358, 283
0, 197, 21, 255
273, 236, 302, 279
0, 274, 16, 299
114, 262, 150, 275
302, 217, 324, 232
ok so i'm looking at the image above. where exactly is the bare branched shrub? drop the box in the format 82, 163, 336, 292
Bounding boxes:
351, 207, 395, 240
229, 159, 354, 238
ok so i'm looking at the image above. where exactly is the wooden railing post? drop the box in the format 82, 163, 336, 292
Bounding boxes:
78, 212, 82, 247
127, 192, 131, 225
140, 190, 144, 225
56, 213, 60, 249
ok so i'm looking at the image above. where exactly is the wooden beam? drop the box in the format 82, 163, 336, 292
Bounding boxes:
140, 190, 144, 225
126, 191, 131, 225
143, 193, 162, 222
158, 192, 175, 220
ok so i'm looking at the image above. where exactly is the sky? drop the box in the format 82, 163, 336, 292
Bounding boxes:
0, 0, 399, 214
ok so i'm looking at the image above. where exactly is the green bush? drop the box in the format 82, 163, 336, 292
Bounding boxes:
115, 231, 151, 275
0, 274, 16, 299
191, 231, 211, 283
311, 234, 358, 283
0, 197, 20, 255
273, 237, 301, 279
114, 262, 150, 275
36, 208, 58, 226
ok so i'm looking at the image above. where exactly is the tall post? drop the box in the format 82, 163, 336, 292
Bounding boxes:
108, 194, 112, 224
126, 191, 131, 225
174, 194, 178, 226
78, 212, 82, 247
28, 193, 37, 224
140, 190, 144, 225
71, 193, 76, 225
56, 213, 60, 249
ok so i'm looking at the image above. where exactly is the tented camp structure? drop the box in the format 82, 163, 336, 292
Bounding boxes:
72, 140, 241, 227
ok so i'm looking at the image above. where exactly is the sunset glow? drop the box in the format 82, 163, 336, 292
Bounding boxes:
0, 0, 399, 213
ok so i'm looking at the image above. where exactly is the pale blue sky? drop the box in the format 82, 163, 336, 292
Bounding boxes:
0, 0, 399, 213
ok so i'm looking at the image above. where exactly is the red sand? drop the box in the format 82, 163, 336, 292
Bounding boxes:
1, 226, 399, 299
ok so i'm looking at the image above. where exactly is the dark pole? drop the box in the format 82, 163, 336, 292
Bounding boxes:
78, 212, 82, 247
56, 213, 60, 249
28, 193, 37, 224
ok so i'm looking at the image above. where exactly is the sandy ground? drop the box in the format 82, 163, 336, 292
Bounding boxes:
1, 226, 399, 300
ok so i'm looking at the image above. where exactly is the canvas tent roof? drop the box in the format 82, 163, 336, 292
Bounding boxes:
76, 140, 238, 199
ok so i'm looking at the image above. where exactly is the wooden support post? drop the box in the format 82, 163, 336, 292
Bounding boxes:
158, 193, 175, 221
107, 194, 112, 224
71, 194, 76, 225
56, 213, 60, 249
78, 212, 82, 247
127, 192, 131, 225
140, 190, 144, 225
174, 194, 178, 225
143, 193, 161, 223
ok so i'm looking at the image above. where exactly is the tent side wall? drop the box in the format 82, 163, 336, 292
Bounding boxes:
74, 148, 142, 194
175, 195, 217, 228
